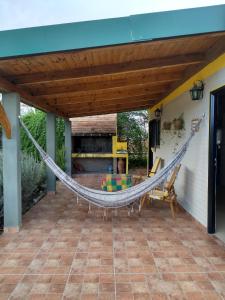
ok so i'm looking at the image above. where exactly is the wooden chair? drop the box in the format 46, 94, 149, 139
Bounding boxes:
133, 157, 161, 211
149, 157, 161, 178
148, 164, 181, 218
133, 157, 161, 183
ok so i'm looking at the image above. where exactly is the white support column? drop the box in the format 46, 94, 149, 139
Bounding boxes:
46, 112, 56, 193
113, 158, 117, 174
65, 119, 72, 176
2, 92, 21, 232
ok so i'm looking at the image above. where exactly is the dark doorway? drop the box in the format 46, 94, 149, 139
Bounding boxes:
208, 86, 225, 241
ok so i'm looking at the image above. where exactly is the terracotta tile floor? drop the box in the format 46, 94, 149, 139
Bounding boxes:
0, 181, 225, 300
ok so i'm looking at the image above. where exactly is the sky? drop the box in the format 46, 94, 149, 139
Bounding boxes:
0, 0, 225, 31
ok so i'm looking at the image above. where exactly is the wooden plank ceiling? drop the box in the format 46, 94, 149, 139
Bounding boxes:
0, 32, 225, 118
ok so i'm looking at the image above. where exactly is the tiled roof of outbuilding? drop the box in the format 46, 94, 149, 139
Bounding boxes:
71, 114, 117, 135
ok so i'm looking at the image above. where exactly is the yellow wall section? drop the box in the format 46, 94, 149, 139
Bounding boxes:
72, 153, 128, 159
150, 53, 225, 112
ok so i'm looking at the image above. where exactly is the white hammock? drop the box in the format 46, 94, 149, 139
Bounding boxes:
19, 116, 204, 209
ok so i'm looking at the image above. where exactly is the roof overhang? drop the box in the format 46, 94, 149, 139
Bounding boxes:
0, 5, 225, 117
0, 5, 225, 58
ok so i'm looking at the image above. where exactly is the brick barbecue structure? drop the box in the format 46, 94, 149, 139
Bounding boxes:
71, 114, 128, 174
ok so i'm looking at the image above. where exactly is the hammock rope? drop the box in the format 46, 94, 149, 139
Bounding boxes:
19, 115, 204, 208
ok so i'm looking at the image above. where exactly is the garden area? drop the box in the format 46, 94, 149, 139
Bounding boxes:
0, 109, 66, 231
117, 110, 148, 170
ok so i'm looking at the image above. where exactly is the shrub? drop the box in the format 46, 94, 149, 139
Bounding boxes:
129, 156, 148, 168
0, 151, 46, 220
117, 111, 148, 168
21, 154, 46, 214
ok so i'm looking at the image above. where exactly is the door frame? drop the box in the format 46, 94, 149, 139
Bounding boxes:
208, 85, 225, 234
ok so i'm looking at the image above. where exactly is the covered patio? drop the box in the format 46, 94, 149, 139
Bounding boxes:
0, 3, 225, 299
0, 4, 225, 232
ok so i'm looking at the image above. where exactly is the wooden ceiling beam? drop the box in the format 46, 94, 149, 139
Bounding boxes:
66, 104, 152, 118
0, 76, 65, 116
23, 70, 182, 96
158, 37, 225, 101
66, 102, 156, 118
54, 93, 161, 109
68, 101, 151, 113
61, 99, 155, 113
0, 76, 44, 108
64, 98, 157, 113
43, 82, 170, 105
8, 53, 204, 85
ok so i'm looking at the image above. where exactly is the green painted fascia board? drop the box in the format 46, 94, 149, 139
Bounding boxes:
0, 4, 225, 58
0, 17, 132, 58
130, 5, 225, 41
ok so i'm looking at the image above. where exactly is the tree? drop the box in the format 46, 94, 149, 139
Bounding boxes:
117, 110, 148, 167
20, 110, 65, 170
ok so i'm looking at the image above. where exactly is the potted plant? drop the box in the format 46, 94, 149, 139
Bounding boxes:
173, 113, 185, 130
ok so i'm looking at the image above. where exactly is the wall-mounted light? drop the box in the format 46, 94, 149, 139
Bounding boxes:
190, 80, 204, 101
154, 108, 161, 119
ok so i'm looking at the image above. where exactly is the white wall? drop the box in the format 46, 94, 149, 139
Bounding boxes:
153, 68, 225, 227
